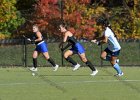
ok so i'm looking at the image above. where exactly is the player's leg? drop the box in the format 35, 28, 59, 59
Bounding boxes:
101, 48, 119, 63
76, 42, 98, 75
110, 51, 123, 76
64, 50, 80, 71
79, 53, 98, 76
43, 52, 59, 71
101, 48, 111, 61
30, 50, 39, 71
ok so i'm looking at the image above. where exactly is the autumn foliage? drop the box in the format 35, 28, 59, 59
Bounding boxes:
16, 0, 98, 39
0, 0, 24, 38
16, 0, 60, 38
12, 0, 140, 39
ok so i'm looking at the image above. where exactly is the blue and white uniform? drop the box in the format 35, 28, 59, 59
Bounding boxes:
34, 34, 48, 53
104, 27, 121, 56
67, 36, 85, 54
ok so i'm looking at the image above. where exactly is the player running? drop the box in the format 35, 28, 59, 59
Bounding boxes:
28, 24, 59, 72
91, 17, 123, 76
59, 23, 98, 76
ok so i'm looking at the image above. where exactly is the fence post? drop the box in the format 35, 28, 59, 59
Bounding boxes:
60, 0, 64, 66
23, 38, 27, 67
101, 45, 103, 67
139, 40, 140, 65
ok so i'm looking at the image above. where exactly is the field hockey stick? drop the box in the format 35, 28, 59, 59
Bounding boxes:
23, 35, 31, 41
80, 38, 96, 47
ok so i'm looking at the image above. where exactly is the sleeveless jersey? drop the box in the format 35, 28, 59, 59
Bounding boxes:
33, 33, 44, 45
104, 27, 121, 52
67, 36, 77, 45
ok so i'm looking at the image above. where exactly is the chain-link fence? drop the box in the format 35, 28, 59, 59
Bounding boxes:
0, 39, 139, 67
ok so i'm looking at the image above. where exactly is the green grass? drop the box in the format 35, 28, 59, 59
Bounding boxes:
0, 67, 140, 100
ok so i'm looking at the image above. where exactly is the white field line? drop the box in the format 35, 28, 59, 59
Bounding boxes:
0, 82, 47, 86
0, 80, 140, 86
60, 80, 140, 84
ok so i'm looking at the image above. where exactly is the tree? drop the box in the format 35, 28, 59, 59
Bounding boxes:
16, 0, 60, 38
16, 0, 98, 39
16, 0, 36, 10
63, 0, 105, 39
0, 0, 25, 38
16, 0, 140, 39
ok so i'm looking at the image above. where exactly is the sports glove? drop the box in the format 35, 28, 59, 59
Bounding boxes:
91, 39, 101, 46
27, 38, 35, 44
96, 41, 101, 46
27, 38, 31, 41
31, 39, 35, 44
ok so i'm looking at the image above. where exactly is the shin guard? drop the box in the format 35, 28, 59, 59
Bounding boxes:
66, 57, 77, 65
48, 58, 56, 67
86, 61, 96, 71
33, 58, 37, 68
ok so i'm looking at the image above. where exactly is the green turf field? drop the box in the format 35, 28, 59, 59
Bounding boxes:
0, 67, 140, 100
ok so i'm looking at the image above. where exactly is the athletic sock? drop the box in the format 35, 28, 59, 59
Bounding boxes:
33, 58, 37, 68
48, 58, 56, 67
86, 61, 96, 71
113, 63, 122, 74
66, 57, 77, 66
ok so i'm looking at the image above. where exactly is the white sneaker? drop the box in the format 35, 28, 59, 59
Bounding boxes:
90, 70, 98, 76
30, 67, 37, 72
73, 64, 80, 71
116, 59, 119, 63
114, 72, 124, 77
53, 64, 59, 71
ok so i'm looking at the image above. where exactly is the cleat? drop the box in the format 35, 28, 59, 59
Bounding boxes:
73, 64, 80, 71
30, 67, 38, 72
90, 70, 98, 76
53, 64, 59, 71
114, 72, 124, 76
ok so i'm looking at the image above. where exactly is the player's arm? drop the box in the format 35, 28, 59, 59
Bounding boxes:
98, 35, 108, 44
91, 35, 108, 45
91, 31, 104, 45
59, 31, 68, 48
61, 42, 72, 51
29, 32, 42, 44
59, 31, 72, 51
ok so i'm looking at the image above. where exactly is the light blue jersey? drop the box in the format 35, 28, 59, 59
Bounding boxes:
104, 27, 121, 52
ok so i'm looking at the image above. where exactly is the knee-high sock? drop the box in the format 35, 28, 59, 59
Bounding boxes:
86, 61, 96, 71
48, 58, 56, 67
113, 63, 122, 74
33, 58, 37, 68
66, 57, 77, 66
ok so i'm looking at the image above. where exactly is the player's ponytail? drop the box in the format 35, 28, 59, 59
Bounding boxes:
108, 26, 118, 40
102, 18, 118, 40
